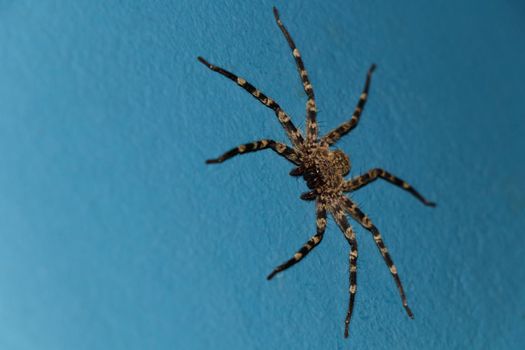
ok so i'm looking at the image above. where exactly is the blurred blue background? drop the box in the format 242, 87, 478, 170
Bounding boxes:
0, 0, 523, 349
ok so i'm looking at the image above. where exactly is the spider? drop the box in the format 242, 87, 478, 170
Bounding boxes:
198, 7, 435, 338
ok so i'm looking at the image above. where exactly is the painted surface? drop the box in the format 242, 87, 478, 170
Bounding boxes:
0, 1, 523, 349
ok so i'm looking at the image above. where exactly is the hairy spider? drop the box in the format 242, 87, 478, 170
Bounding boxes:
198, 7, 435, 338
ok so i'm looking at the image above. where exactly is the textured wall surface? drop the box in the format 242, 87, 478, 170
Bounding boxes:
0, 1, 523, 349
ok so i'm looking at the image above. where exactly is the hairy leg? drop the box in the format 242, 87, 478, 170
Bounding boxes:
341, 196, 414, 319
206, 139, 301, 165
322, 64, 376, 145
330, 201, 359, 338
267, 200, 327, 279
198, 57, 304, 147
343, 168, 436, 206
273, 7, 318, 141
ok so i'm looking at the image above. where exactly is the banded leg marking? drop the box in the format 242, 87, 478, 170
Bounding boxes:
206, 139, 300, 165
344, 168, 436, 206
273, 7, 318, 140
267, 201, 327, 280
330, 203, 359, 338
322, 64, 376, 145
198, 57, 304, 147
341, 196, 414, 319
346, 237, 358, 338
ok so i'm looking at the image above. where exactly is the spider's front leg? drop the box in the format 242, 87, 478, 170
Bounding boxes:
267, 200, 327, 280
273, 7, 318, 141
197, 57, 305, 148
206, 139, 300, 165
322, 64, 376, 146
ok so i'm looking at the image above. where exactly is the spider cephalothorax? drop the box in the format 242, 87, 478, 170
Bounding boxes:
299, 146, 350, 195
199, 7, 435, 338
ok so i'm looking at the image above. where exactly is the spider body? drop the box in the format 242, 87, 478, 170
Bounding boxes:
199, 7, 435, 338
300, 146, 349, 193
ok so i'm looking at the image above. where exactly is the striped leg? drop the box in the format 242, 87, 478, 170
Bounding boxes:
267, 201, 327, 280
322, 64, 376, 145
330, 202, 358, 338
198, 57, 304, 147
273, 7, 318, 141
341, 196, 414, 319
343, 168, 436, 207
346, 236, 358, 338
206, 139, 301, 165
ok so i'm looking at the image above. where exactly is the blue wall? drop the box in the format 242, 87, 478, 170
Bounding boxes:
0, 1, 523, 349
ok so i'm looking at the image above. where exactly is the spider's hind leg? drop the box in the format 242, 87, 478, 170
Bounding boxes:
197, 57, 305, 147
267, 201, 327, 280
341, 196, 414, 319
330, 202, 359, 338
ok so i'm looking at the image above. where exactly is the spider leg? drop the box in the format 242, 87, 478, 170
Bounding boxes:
343, 168, 436, 207
330, 202, 359, 338
267, 200, 327, 280
322, 64, 376, 146
206, 139, 301, 165
273, 7, 318, 141
198, 57, 304, 147
340, 196, 414, 319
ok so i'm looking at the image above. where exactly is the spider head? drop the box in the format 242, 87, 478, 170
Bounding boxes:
332, 150, 351, 176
